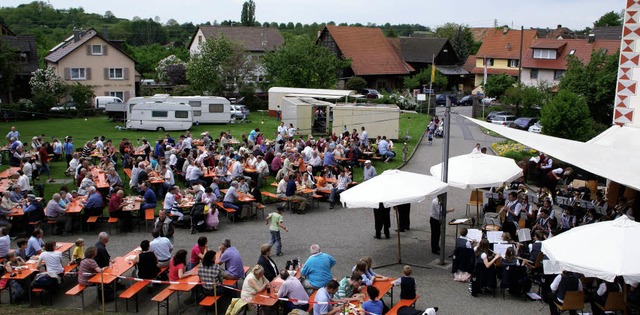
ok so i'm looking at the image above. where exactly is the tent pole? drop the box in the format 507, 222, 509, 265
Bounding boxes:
439, 96, 452, 265
476, 188, 480, 227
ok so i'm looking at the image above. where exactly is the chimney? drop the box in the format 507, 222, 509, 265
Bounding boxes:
503, 26, 509, 35
73, 29, 81, 42
557, 24, 562, 29
588, 33, 595, 43
102, 26, 109, 40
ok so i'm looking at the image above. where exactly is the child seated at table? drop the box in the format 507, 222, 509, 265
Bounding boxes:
392, 265, 416, 299
72, 238, 84, 264
14, 239, 27, 261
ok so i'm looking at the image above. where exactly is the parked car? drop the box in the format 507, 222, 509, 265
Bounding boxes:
362, 88, 383, 99
528, 121, 542, 133
481, 97, 497, 106
491, 114, 518, 126
458, 95, 474, 106
50, 101, 76, 111
230, 105, 250, 120
95, 96, 123, 109
435, 94, 458, 106
509, 117, 539, 130
485, 111, 512, 122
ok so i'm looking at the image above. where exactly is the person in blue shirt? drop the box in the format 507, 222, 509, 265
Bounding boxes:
313, 280, 341, 315
301, 244, 336, 294
63, 137, 74, 167
378, 136, 395, 163
82, 186, 104, 230
140, 181, 157, 210
362, 286, 383, 315
23, 194, 44, 223
286, 176, 307, 214
323, 148, 335, 167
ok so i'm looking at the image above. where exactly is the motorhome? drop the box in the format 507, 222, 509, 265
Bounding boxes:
115, 94, 232, 124
126, 101, 193, 131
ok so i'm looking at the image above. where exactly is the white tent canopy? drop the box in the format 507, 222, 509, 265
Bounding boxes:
429, 153, 523, 189
339, 169, 448, 209
541, 215, 640, 284
463, 116, 640, 191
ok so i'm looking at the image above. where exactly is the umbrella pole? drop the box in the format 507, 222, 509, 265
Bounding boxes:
395, 207, 401, 264
476, 189, 480, 227
375, 206, 431, 270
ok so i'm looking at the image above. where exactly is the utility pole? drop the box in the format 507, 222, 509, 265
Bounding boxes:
438, 97, 452, 265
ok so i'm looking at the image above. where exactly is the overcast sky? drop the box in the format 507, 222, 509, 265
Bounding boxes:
1, 0, 623, 30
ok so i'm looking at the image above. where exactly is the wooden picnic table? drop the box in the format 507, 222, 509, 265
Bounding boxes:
0, 179, 13, 193
66, 196, 87, 214
91, 168, 110, 189
123, 196, 142, 212
88, 250, 137, 312
370, 278, 396, 304
148, 171, 165, 184
0, 167, 20, 179
220, 189, 256, 203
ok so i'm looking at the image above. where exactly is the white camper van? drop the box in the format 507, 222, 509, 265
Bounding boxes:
126, 101, 193, 131
120, 95, 231, 124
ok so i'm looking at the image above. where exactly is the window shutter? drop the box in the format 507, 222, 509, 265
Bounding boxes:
104, 68, 109, 80
123, 68, 130, 80
102, 45, 108, 56
64, 68, 70, 80
86, 45, 91, 55
86, 68, 91, 80
124, 91, 131, 101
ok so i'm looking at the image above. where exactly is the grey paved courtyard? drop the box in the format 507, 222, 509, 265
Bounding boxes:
16, 107, 556, 314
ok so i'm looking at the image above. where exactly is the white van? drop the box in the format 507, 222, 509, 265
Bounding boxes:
126, 101, 193, 131
95, 96, 123, 109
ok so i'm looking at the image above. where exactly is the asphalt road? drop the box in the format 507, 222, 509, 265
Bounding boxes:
22, 106, 556, 314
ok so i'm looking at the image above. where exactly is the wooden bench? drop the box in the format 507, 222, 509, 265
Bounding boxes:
255, 203, 266, 220
144, 208, 155, 232
120, 280, 150, 313
64, 263, 77, 275
261, 191, 284, 203
32, 287, 52, 306
124, 168, 132, 179
66, 284, 88, 310
152, 288, 174, 315
306, 290, 318, 312
311, 194, 324, 210
385, 295, 420, 315
215, 202, 237, 222
199, 295, 222, 307
107, 217, 119, 235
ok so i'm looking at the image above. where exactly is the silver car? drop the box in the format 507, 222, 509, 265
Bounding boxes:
491, 115, 517, 126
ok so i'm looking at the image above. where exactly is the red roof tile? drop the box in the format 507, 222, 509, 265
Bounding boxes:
324, 26, 413, 75
522, 38, 620, 70
475, 28, 537, 60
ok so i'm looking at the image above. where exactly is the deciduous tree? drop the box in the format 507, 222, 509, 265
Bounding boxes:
484, 73, 516, 98
559, 50, 619, 125
594, 11, 622, 27
262, 35, 350, 89
186, 35, 256, 96
540, 90, 594, 141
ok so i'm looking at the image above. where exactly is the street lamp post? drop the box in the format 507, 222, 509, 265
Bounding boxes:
439, 97, 452, 265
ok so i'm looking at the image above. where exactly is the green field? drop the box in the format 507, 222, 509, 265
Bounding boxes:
1, 112, 428, 198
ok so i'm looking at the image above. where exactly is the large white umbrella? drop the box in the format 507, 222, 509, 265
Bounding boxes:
340, 169, 448, 209
429, 153, 523, 189
339, 169, 448, 266
541, 215, 640, 284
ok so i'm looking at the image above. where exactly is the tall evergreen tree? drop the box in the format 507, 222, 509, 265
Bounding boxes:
240, 0, 256, 26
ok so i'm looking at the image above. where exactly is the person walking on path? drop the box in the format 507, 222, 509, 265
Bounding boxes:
266, 206, 288, 256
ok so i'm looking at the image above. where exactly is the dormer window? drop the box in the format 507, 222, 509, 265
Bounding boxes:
533, 49, 556, 59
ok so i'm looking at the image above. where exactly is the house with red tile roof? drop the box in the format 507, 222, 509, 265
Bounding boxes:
317, 25, 414, 91
521, 38, 620, 87
463, 27, 537, 94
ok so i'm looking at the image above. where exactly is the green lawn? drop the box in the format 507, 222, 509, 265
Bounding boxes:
1, 111, 428, 197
